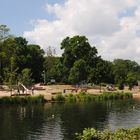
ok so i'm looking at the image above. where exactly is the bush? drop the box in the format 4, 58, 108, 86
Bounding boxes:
76, 126, 140, 140
65, 94, 77, 102
0, 95, 45, 104
52, 92, 132, 102
54, 94, 65, 102
47, 82, 52, 85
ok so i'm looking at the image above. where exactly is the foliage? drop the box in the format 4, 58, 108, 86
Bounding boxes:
113, 59, 140, 88
0, 30, 45, 84
52, 92, 132, 102
54, 94, 65, 102
126, 72, 138, 90
68, 59, 87, 83
44, 55, 60, 83
1, 24, 140, 87
76, 126, 140, 140
18, 68, 34, 87
59, 35, 100, 83
0, 95, 45, 104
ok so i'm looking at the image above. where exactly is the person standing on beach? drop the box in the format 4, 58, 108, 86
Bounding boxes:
31, 86, 34, 95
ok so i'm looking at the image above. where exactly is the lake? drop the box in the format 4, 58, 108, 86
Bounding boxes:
0, 99, 140, 140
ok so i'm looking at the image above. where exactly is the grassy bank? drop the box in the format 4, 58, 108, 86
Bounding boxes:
52, 92, 133, 102
76, 126, 140, 140
0, 95, 45, 104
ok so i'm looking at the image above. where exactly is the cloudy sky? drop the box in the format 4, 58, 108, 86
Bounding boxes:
1, 0, 140, 63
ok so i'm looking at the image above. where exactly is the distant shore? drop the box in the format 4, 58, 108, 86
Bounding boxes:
0, 85, 140, 101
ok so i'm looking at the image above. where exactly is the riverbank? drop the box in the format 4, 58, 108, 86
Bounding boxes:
0, 91, 133, 104
0, 84, 140, 101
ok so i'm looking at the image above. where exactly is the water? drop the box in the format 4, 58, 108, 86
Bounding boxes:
0, 99, 140, 140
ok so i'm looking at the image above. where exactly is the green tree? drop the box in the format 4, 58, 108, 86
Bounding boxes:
68, 59, 87, 84
3, 56, 18, 89
18, 68, 34, 87
0, 24, 11, 82
60, 35, 99, 83
126, 72, 138, 90
44, 56, 60, 83
113, 59, 140, 89
25, 44, 44, 82
88, 59, 114, 84
113, 59, 128, 84
0, 36, 44, 84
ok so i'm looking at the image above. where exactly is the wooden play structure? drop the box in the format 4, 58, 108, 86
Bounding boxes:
11, 82, 33, 96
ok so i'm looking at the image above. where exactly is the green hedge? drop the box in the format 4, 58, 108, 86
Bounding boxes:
76, 126, 140, 140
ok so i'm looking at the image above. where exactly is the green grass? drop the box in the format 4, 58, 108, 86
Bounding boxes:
52, 92, 133, 102
76, 126, 140, 140
0, 95, 45, 104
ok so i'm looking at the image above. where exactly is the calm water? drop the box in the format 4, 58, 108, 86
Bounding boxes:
0, 99, 140, 140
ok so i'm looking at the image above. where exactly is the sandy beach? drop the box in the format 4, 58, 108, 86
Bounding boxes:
0, 85, 140, 100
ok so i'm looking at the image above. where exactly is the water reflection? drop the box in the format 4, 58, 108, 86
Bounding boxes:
0, 99, 140, 140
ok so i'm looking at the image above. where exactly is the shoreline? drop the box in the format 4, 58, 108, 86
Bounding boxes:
0, 85, 140, 101
0, 90, 139, 101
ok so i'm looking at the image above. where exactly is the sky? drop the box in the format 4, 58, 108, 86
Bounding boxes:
1, 0, 140, 63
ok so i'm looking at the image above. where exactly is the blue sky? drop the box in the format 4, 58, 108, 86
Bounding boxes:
1, 0, 140, 63
0, 0, 64, 35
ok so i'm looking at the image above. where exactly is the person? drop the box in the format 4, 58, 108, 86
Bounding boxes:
31, 86, 34, 95
17, 88, 20, 94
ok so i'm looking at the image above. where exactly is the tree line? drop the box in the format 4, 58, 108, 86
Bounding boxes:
45, 35, 140, 89
1, 24, 140, 89
0, 25, 44, 87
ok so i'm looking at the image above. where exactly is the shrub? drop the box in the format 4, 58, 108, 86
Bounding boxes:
76, 126, 140, 140
47, 82, 52, 85
0, 95, 45, 104
65, 94, 76, 102
54, 94, 65, 102
52, 92, 132, 103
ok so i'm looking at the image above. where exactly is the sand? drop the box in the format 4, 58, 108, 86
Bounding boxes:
0, 85, 140, 100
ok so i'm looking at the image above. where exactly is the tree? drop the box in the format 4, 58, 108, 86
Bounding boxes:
88, 59, 114, 84
25, 44, 45, 82
113, 59, 140, 89
68, 59, 87, 84
0, 24, 11, 82
60, 35, 99, 83
18, 68, 34, 87
113, 59, 128, 84
46, 46, 56, 56
3, 56, 18, 89
0, 24, 10, 41
0, 36, 45, 84
44, 56, 60, 83
126, 72, 138, 90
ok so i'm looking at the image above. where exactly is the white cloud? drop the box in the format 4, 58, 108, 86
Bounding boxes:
24, 0, 140, 63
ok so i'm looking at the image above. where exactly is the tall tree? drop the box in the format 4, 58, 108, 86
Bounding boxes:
60, 35, 99, 83
1, 36, 44, 84
0, 24, 11, 83
68, 59, 87, 84
18, 68, 34, 87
